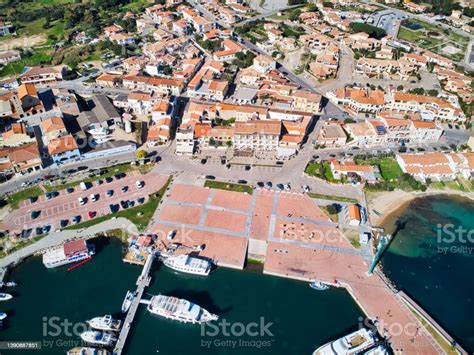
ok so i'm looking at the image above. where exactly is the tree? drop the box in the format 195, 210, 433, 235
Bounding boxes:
136, 150, 147, 160
326, 204, 339, 215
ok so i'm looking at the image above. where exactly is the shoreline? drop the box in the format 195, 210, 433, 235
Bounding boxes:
366, 188, 474, 228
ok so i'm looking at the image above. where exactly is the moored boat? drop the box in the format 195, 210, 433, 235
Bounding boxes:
42, 240, 95, 268
67, 347, 110, 355
309, 281, 330, 291
0, 312, 7, 321
0, 293, 13, 302
147, 294, 218, 324
87, 315, 121, 332
163, 254, 212, 276
121, 291, 136, 313
313, 328, 376, 355
80, 331, 116, 346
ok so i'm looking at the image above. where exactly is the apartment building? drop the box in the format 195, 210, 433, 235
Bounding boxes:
234, 120, 281, 153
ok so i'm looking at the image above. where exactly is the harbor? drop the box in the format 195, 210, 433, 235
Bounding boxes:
0, 237, 365, 355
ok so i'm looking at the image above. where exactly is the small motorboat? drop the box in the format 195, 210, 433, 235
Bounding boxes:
0, 293, 13, 301
0, 312, 7, 321
309, 281, 330, 291
3, 282, 17, 287
121, 291, 135, 313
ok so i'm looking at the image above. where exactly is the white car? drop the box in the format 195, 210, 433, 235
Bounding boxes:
303, 185, 310, 193
284, 184, 291, 191
90, 194, 98, 202
167, 230, 176, 240
136, 181, 144, 189
78, 197, 86, 205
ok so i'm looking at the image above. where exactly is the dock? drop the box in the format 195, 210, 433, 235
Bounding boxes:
113, 254, 154, 355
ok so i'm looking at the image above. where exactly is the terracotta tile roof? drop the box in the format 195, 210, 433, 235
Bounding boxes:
234, 120, 281, 135
47, 134, 78, 155
41, 117, 65, 133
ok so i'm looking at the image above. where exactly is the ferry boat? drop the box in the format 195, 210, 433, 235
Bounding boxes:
313, 328, 376, 355
87, 315, 121, 332
67, 347, 110, 355
0, 293, 12, 301
42, 240, 95, 268
163, 254, 212, 276
0, 312, 7, 321
147, 295, 218, 324
309, 281, 330, 291
80, 331, 116, 346
121, 291, 136, 313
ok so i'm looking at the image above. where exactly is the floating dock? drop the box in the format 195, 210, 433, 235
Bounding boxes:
113, 254, 154, 355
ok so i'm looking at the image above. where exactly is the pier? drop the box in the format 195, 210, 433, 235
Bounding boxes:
114, 253, 154, 355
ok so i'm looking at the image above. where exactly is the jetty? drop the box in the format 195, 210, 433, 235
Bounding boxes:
114, 253, 154, 355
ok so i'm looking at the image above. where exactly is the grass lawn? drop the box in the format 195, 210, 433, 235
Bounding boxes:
7, 187, 43, 209
320, 206, 339, 223
308, 193, 358, 204
355, 157, 402, 181
305, 162, 336, 182
66, 177, 171, 232
0, 48, 53, 78
204, 180, 253, 194
398, 26, 442, 48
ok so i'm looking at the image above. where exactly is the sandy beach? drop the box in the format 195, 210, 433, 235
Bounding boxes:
366, 188, 474, 227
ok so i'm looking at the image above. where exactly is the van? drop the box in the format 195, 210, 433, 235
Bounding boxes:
80, 182, 89, 191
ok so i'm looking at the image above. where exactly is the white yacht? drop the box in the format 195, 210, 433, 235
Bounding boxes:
80, 331, 116, 346
313, 328, 376, 355
147, 295, 218, 324
87, 315, 121, 332
0, 293, 12, 301
163, 254, 212, 276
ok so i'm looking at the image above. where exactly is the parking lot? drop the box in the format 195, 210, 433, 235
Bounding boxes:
368, 10, 408, 36
2, 172, 169, 235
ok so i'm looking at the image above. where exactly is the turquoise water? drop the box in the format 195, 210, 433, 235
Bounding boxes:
1, 238, 364, 354
381, 195, 474, 352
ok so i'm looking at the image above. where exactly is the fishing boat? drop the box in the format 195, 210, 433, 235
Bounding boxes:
309, 281, 330, 291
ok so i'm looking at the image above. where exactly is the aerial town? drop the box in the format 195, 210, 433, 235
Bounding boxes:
0, 0, 472, 354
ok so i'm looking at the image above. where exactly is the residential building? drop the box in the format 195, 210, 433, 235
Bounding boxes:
47, 134, 80, 164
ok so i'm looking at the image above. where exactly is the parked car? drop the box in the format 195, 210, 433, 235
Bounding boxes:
137, 197, 145, 204
121, 186, 128, 193
237, 179, 247, 184
72, 216, 81, 224
265, 181, 272, 188
29, 196, 38, 203
87, 211, 96, 218
276, 184, 284, 191
205, 175, 215, 180
78, 197, 86, 205
136, 181, 144, 189
167, 230, 177, 240
105, 177, 113, 183
106, 189, 114, 197
257, 182, 264, 188
60, 219, 68, 228
31, 210, 40, 219
90, 194, 98, 202
66, 187, 75, 194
